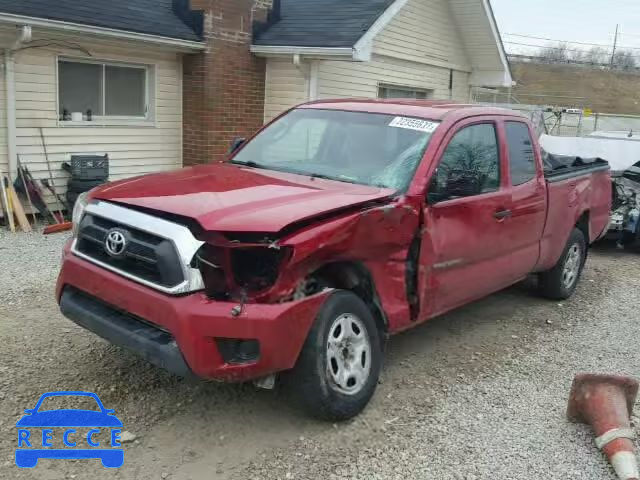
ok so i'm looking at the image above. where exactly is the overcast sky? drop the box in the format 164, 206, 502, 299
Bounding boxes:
491, 0, 640, 55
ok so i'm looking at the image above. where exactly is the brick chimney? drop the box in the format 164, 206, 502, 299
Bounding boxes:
183, 0, 275, 165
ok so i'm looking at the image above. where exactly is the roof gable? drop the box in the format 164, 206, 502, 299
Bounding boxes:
254, 0, 395, 48
0, 0, 201, 41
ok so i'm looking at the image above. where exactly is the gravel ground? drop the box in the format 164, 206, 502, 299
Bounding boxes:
0, 231, 638, 480
0, 229, 70, 307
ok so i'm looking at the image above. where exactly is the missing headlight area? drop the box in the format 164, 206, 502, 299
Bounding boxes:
231, 247, 287, 292
194, 243, 229, 300
611, 175, 640, 247
193, 243, 289, 300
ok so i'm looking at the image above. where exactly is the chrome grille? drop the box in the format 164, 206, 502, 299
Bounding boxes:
71, 201, 205, 295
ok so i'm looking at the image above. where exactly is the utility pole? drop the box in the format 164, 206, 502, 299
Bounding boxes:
610, 24, 620, 69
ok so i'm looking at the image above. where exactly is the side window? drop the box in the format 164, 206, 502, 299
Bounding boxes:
505, 121, 537, 185
431, 123, 500, 200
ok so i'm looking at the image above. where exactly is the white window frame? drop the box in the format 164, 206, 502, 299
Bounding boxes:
56, 56, 155, 126
378, 83, 434, 100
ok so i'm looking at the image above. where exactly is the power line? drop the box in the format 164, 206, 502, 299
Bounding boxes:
504, 41, 609, 53
503, 32, 640, 52
503, 33, 616, 48
504, 41, 640, 59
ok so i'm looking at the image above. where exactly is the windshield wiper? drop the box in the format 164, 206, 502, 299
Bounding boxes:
229, 160, 266, 169
308, 173, 360, 185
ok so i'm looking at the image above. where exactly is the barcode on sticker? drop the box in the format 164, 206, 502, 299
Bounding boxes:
389, 117, 439, 133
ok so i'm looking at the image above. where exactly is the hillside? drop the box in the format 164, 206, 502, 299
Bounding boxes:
510, 62, 640, 115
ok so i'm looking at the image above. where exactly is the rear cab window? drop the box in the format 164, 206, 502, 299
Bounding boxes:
505, 121, 537, 185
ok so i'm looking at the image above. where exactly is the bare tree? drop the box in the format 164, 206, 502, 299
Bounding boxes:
582, 46, 609, 65
538, 42, 569, 63
567, 48, 584, 63
532, 42, 637, 69
612, 50, 637, 70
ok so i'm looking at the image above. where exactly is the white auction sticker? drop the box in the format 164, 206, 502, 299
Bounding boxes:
389, 117, 439, 133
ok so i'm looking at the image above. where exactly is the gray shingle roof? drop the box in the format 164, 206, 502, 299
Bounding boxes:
0, 0, 201, 42
254, 0, 395, 48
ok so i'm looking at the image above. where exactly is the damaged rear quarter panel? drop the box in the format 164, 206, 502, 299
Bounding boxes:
272, 196, 422, 332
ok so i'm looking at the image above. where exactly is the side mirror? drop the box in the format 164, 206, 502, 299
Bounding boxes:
228, 137, 246, 155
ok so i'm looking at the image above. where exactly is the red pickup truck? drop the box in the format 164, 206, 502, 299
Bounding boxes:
57, 101, 611, 420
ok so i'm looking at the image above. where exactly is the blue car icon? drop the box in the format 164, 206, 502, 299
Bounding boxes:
16, 391, 124, 468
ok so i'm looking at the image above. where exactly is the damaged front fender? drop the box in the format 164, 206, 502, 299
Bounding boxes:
269, 196, 423, 331
192, 196, 424, 333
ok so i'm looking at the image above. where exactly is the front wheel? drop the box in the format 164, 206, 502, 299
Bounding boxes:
287, 290, 382, 421
538, 228, 587, 300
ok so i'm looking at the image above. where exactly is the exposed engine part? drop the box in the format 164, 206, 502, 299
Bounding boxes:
611, 176, 640, 247
293, 277, 324, 300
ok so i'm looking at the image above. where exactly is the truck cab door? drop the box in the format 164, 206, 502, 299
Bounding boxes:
500, 120, 547, 276
418, 119, 512, 318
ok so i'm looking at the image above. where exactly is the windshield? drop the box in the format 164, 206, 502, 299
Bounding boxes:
231, 109, 439, 191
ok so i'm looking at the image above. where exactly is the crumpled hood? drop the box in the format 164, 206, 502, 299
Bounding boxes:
91, 164, 395, 233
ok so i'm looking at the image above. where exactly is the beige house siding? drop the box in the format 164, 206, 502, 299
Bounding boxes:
449, 0, 504, 72
317, 56, 470, 101
264, 57, 308, 122
263, 0, 473, 121
374, 0, 471, 71
0, 28, 183, 207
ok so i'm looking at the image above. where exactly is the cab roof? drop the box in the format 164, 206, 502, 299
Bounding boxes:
300, 99, 526, 122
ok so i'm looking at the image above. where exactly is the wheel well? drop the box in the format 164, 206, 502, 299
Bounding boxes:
307, 262, 388, 338
576, 211, 590, 244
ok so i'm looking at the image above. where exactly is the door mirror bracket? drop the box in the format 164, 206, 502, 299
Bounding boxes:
228, 137, 246, 155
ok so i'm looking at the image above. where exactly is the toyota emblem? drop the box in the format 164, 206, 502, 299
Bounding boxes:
105, 229, 127, 257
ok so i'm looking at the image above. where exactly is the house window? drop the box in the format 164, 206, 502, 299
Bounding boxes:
378, 84, 433, 100
58, 59, 149, 121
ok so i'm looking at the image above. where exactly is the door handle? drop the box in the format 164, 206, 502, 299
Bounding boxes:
493, 209, 512, 220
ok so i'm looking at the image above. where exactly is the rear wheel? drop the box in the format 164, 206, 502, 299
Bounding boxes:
287, 290, 382, 421
538, 228, 587, 300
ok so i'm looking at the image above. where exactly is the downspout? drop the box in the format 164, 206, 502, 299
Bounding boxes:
5, 50, 17, 179
308, 60, 319, 101
6, 26, 31, 179
292, 55, 319, 101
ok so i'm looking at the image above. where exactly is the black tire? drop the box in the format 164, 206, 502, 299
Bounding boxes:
68, 178, 105, 193
538, 228, 587, 300
287, 290, 382, 421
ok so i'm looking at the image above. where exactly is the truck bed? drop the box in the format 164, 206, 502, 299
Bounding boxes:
537, 158, 612, 271
543, 154, 610, 183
